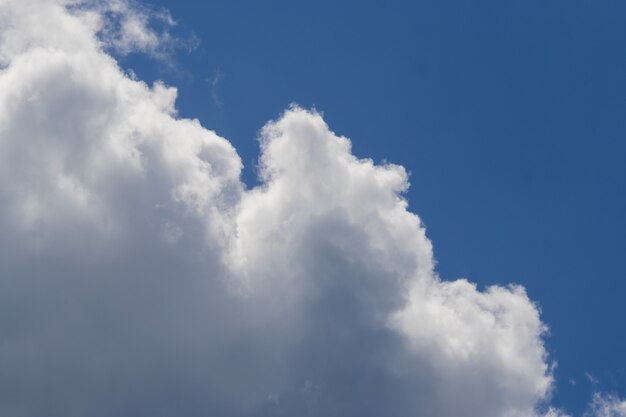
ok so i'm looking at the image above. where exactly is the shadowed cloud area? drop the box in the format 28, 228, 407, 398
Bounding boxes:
0, 1, 623, 416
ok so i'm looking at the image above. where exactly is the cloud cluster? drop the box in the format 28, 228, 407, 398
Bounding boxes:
0, 1, 616, 416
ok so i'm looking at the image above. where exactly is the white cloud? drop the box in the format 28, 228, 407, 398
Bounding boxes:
71, 0, 181, 57
0, 1, 619, 416
585, 394, 626, 417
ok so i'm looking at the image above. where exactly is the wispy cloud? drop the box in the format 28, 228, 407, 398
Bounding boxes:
206, 68, 224, 110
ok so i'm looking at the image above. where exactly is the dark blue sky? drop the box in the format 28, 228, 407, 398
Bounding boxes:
122, 1, 626, 414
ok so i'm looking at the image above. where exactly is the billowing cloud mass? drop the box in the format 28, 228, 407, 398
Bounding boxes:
0, 1, 619, 416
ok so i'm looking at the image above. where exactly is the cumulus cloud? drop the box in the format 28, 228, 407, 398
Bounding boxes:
0, 0, 620, 416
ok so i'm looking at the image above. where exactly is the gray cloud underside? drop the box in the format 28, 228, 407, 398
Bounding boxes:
0, 1, 621, 416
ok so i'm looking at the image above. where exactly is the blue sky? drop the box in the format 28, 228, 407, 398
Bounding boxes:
1, 0, 625, 415
121, 1, 626, 414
